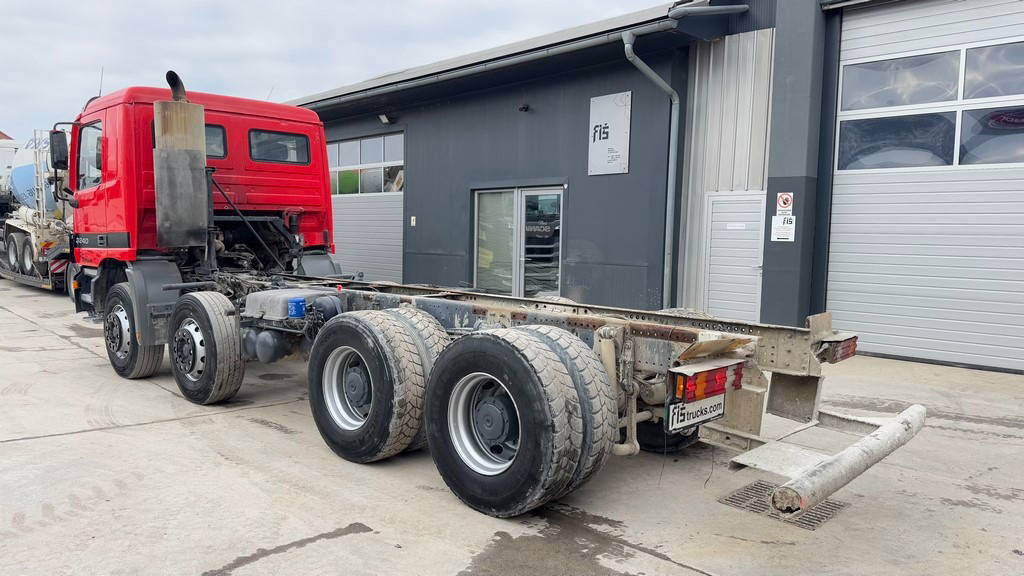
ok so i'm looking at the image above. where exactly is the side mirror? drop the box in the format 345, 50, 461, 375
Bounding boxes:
49, 130, 69, 171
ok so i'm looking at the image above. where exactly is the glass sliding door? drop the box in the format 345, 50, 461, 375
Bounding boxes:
521, 189, 562, 298
474, 187, 563, 297
475, 190, 515, 295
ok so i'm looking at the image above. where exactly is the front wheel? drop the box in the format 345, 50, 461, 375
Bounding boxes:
104, 283, 165, 379
168, 292, 244, 404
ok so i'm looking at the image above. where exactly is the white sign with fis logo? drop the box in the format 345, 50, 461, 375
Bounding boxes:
668, 395, 726, 431
588, 91, 631, 175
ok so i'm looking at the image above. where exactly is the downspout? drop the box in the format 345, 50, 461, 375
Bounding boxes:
622, 2, 749, 309
622, 30, 679, 309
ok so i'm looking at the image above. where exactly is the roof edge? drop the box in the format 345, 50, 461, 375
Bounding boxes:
288, 2, 677, 108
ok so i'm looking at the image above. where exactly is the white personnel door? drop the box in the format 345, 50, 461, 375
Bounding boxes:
702, 192, 765, 322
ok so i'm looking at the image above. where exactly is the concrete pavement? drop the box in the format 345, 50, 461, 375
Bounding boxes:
1, 278, 1022, 575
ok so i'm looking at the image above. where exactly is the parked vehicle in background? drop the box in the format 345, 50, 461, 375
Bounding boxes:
0, 132, 72, 291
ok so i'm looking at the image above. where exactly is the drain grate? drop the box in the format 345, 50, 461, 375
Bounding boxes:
719, 480, 849, 530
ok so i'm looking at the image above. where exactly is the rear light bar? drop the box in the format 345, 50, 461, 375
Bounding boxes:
672, 361, 744, 402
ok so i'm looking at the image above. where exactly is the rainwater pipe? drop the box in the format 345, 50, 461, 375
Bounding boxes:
624, 2, 748, 308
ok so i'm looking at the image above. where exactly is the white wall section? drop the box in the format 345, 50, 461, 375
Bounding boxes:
681, 28, 774, 312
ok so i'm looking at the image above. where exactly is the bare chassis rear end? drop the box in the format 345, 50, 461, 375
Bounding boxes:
136, 272, 923, 517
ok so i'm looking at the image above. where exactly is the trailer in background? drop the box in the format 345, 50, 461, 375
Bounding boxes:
0, 131, 71, 292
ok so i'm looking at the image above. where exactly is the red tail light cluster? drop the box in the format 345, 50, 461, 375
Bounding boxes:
822, 336, 858, 364
674, 362, 744, 403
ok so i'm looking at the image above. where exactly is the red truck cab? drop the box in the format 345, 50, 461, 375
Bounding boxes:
67, 87, 338, 316
70, 87, 334, 267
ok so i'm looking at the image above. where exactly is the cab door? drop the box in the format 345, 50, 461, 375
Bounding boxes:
71, 111, 108, 252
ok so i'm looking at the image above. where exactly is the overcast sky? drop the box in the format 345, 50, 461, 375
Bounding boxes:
1, 0, 662, 141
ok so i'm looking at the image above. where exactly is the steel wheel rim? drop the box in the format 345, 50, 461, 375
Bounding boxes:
448, 372, 521, 476
104, 304, 132, 360
323, 346, 373, 430
173, 318, 207, 382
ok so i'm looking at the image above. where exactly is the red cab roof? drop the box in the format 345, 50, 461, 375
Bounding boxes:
81, 87, 322, 125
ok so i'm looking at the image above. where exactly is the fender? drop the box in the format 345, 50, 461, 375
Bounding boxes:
125, 259, 182, 346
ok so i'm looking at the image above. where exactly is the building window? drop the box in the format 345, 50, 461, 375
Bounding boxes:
326, 133, 404, 194
838, 113, 955, 170
841, 51, 959, 111
837, 39, 1024, 170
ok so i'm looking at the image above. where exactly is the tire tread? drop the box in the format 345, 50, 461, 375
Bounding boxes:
519, 325, 616, 497
382, 306, 451, 451
485, 328, 583, 515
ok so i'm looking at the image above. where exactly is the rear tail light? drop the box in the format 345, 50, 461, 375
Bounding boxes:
674, 362, 744, 402
820, 336, 858, 364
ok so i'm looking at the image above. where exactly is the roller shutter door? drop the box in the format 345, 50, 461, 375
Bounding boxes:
331, 192, 403, 282
827, 0, 1024, 371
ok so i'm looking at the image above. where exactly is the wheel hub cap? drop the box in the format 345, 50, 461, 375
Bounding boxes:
448, 373, 521, 475
343, 366, 371, 409
323, 346, 373, 431
172, 319, 206, 382
104, 305, 131, 360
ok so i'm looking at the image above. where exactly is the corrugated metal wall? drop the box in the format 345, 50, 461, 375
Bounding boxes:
680, 28, 774, 312
331, 192, 403, 282
829, 0, 1024, 371
840, 0, 1024, 61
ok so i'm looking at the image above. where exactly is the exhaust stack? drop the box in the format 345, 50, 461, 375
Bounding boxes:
166, 70, 189, 102
153, 70, 208, 247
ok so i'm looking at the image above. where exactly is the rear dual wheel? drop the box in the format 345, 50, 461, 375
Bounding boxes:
426, 327, 616, 517
308, 309, 442, 463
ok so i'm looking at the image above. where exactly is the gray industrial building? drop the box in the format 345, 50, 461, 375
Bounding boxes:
292, 0, 1024, 373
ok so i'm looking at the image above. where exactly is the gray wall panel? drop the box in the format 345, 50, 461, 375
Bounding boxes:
326, 52, 689, 309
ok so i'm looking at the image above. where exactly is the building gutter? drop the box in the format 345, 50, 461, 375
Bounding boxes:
621, 2, 748, 308
302, 19, 680, 111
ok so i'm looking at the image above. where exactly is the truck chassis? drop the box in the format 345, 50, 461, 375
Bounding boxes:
99, 264, 922, 518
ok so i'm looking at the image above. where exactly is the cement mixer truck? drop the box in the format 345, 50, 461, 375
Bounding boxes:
0, 131, 72, 291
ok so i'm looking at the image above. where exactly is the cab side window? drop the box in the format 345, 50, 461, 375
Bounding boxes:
77, 122, 103, 189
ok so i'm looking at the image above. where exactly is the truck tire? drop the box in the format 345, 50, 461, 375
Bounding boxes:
168, 291, 244, 404
382, 306, 451, 452
425, 328, 582, 517
103, 283, 165, 379
637, 422, 701, 454
307, 311, 426, 463
20, 240, 36, 276
519, 325, 617, 496
5, 232, 25, 272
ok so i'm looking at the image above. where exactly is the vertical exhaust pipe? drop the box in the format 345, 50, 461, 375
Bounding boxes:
166, 70, 189, 102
